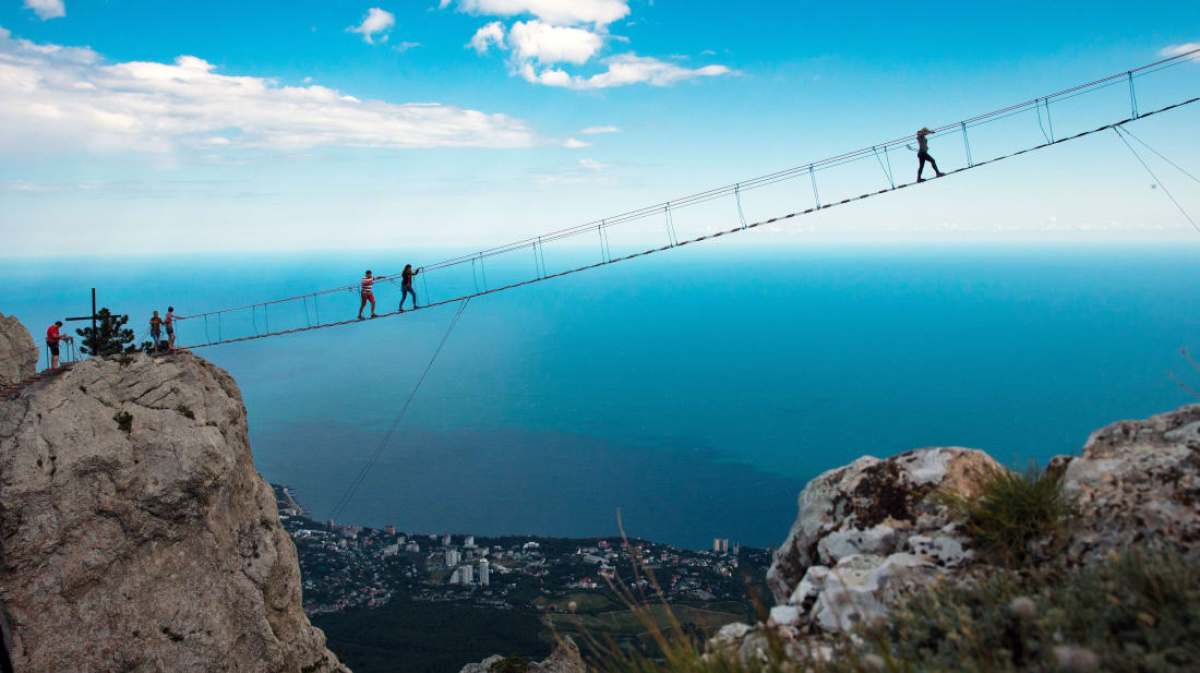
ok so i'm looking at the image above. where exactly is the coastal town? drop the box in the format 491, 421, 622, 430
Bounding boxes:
273, 485, 773, 617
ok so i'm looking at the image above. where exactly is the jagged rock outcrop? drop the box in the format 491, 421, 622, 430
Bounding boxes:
459, 637, 584, 673
0, 312, 37, 386
765, 447, 1000, 630
0, 351, 347, 673
1058, 403, 1200, 561
724, 403, 1200, 649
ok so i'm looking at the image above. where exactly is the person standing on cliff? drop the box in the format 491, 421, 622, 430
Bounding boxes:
398, 264, 422, 312
916, 127, 945, 182
46, 321, 71, 369
164, 307, 178, 350
358, 270, 385, 320
150, 311, 163, 348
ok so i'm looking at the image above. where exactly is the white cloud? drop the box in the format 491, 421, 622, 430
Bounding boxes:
1160, 43, 1200, 57
563, 138, 591, 148
455, 0, 730, 90
580, 125, 619, 134
469, 21, 507, 53
0, 28, 536, 154
348, 8, 396, 45
507, 20, 603, 65
524, 54, 731, 89
23, 0, 65, 20
578, 158, 610, 170
393, 41, 422, 53
447, 0, 629, 27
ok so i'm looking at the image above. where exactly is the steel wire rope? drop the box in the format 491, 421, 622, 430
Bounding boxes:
327, 298, 471, 521
1117, 126, 1200, 184
1112, 126, 1200, 234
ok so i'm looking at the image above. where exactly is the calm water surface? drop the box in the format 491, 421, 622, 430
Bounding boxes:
2, 244, 1197, 548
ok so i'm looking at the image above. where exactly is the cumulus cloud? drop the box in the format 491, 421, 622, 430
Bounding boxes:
444, 0, 629, 27
348, 7, 396, 44
580, 125, 619, 134
562, 138, 591, 148
23, 0, 65, 20
506, 20, 603, 65
0, 28, 536, 155
454, 0, 730, 89
523, 54, 730, 89
469, 21, 507, 53
1160, 43, 1200, 57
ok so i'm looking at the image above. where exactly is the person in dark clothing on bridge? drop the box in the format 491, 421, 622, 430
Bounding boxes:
916, 127, 945, 182
398, 264, 422, 311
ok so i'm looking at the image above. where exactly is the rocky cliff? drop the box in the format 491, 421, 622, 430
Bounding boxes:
0, 343, 347, 672
0, 312, 37, 387
750, 403, 1200, 641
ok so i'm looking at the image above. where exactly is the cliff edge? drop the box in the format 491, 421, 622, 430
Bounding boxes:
0, 344, 347, 672
0, 312, 37, 387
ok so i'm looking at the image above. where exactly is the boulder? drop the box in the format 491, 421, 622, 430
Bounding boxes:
1061, 404, 1200, 562
0, 352, 347, 673
459, 637, 583, 673
767, 447, 1000, 604
0, 312, 37, 386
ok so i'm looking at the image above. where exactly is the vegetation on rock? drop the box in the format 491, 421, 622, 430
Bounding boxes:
939, 460, 1076, 568
587, 549, 1200, 673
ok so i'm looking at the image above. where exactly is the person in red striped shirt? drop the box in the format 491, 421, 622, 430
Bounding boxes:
358, 270, 386, 320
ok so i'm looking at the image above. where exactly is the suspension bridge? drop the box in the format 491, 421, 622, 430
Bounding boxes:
167, 49, 1200, 351
3, 49, 1200, 370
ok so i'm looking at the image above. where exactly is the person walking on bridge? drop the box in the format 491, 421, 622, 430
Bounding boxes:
916, 127, 944, 182
46, 321, 71, 369
398, 264, 422, 312
358, 270, 386, 320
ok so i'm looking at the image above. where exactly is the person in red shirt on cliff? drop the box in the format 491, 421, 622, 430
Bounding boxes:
358, 270, 386, 320
46, 321, 72, 369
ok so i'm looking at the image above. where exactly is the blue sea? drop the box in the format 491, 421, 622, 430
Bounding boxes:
2, 244, 1198, 549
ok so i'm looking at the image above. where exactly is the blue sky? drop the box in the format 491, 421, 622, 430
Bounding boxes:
1, 0, 1198, 256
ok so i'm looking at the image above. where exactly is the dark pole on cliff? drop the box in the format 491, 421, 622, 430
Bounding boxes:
64, 288, 100, 358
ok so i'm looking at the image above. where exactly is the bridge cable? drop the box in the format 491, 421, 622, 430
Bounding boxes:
1116, 126, 1200, 185
328, 298, 471, 521
1112, 127, 1200, 234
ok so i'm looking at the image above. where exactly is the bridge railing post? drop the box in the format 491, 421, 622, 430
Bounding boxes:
809, 165, 821, 209
1128, 71, 1139, 119
962, 122, 974, 168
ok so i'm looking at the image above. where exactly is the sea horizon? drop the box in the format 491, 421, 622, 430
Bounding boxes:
3, 242, 1198, 549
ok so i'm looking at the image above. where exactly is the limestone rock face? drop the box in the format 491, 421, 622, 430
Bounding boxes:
0, 352, 347, 673
766, 447, 1000, 606
0, 312, 37, 386
1060, 403, 1200, 562
459, 638, 583, 673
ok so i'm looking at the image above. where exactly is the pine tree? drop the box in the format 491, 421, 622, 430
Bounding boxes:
75, 308, 147, 356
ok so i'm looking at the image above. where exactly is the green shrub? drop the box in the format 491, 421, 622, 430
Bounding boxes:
113, 410, 133, 433
939, 460, 1074, 568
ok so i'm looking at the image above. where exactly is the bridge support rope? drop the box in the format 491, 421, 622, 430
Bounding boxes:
328, 298, 471, 521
